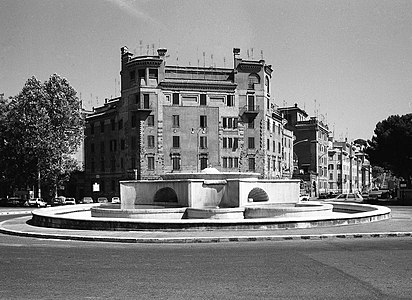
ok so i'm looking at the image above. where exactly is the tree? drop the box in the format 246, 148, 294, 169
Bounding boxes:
0, 75, 84, 198
366, 114, 412, 186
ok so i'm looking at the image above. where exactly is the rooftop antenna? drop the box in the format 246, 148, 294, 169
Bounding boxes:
203, 51, 205, 67
196, 47, 199, 67
223, 57, 226, 68
176, 50, 179, 65
261, 50, 264, 59
146, 44, 149, 55
247, 49, 250, 59
114, 78, 117, 97
139, 40, 143, 55
211, 54, 214, 68
251, 48, 254, 59
152, 43, 155, 55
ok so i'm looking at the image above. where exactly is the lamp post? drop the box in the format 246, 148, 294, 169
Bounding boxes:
191, 127, 206, 172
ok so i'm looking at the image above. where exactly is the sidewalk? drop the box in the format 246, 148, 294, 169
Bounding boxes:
1, 206, 411, 243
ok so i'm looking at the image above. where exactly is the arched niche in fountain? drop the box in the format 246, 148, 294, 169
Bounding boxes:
247, 188, 269, 202
153, 187, 178, 203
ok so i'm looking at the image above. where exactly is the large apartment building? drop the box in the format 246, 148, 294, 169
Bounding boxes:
279, 104, 330, 197
83, 47, 294, 198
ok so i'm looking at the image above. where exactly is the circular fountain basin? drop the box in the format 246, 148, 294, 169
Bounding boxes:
186, 207, 244, 219
30, 202, 391, 231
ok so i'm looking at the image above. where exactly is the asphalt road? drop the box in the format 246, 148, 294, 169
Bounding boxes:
0, 229, 411, 299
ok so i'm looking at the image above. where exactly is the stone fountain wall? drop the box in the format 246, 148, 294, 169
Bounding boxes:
120, 171, 300, 209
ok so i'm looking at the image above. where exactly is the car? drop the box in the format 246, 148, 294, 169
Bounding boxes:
97, 197, 108, 203
28, 198, 47, 208
331, 193, 363, 203
64, 198, 76, 205
111, 197, 120, 204
7, 197, 25, 207
52, 196, 66, 206
299, 194, 309, 201
80, 197, 94, 204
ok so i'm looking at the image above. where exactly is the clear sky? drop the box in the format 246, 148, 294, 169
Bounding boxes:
1, 0, 411, 141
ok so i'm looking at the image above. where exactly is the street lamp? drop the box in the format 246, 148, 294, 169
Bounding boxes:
191, 127, 206, 172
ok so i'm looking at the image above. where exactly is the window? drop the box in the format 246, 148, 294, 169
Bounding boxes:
111, 119, 115, 130
200, 94, 206, 106
120, 158, 124, 170
200, 136, 207, 149
100, 158, 105, 172
247, 95, 255, 111
148, 135, 155, 148
118, 119, 123, 130
131, 155, 136, 169
267, 139, 270, 150
227, 95, 234, 106
147, 115, 154, 126
171, 154, 180, 170
233, 138, 238, 150
172, 115, 180, 127
90, 143, 95, 153
100, 121, 104, 133
172, 93, 179, 105
223, 137, 227, 148
90, 123, 94, 135
120, 139, 125, 150
223, 157, 228, 168
248, 137, 255, 149
148, 156, 155, 170
135, 93, 140, 105
100, 141, 105, 153
248, 73, 260, 90
273, 141, 276, 152
267, 120, 270, 131
248, 120, 254, 129
248, 157, 255, 171
329, 173, 333, 180
228, 157, 233, 168
149, 69, 158, 80
131, 114, 136, 128
223, 117, 238, 129
200, 155, 208, 170
143, 94, 150, 109
110, 140, 117, 152
130, 70, 136, 82
131, 136, 136, 150
234, 157, 239, 168
138, 69, 145, 81
200, 115, 207, 128
110, 159, 116, 172
173, 136, 180, 148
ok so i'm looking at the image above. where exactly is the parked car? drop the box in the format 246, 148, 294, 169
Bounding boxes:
111, 197, 120, 204
28, 198, 47, 208
97, 197, 108, 203
64, 198, 76, 205
52, 196, 66, 206
299, 194, 309, 201
80, 197, 94, 204
331, 193, 363, 203
7, 197, 25, 207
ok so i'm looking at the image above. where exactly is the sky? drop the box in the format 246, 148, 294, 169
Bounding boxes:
1, 0, 411, 141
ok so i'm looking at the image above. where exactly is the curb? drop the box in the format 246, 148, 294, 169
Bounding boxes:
0, 211, 33, 216
0, 225, 411, 244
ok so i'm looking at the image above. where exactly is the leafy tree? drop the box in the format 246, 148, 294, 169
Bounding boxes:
366, 114, 412, 187
0, 75, 84, 198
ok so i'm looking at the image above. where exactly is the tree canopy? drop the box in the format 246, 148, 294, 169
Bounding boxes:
0, 74, 84, 198
366, 113, 412, 186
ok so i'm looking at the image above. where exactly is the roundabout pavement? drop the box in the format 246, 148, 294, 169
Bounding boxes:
1, 205, 411, 243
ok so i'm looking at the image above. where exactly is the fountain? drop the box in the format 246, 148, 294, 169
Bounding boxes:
30, 169, 391, 231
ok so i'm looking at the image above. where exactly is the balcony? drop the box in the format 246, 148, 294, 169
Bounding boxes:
239, 105, 259, 122
131, 102, 153, 120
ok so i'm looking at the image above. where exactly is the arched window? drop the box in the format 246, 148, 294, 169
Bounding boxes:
248, 73, 260, 90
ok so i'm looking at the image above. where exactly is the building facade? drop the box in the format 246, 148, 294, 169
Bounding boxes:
83, 47, 294, 198
279, 104, 330, 197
